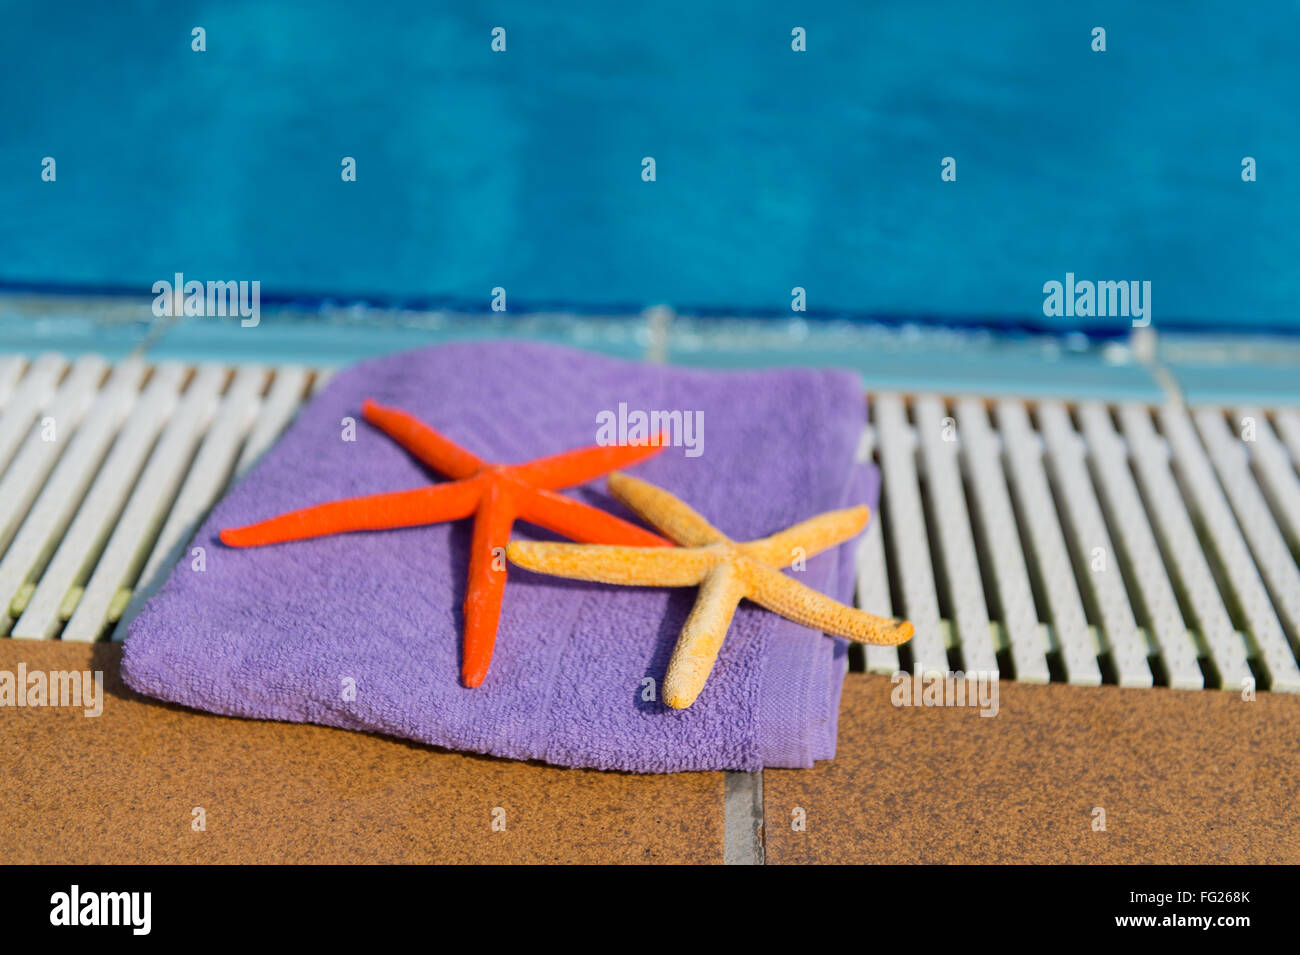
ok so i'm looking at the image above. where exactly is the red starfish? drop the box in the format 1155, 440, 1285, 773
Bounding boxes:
220, 400, 671, 687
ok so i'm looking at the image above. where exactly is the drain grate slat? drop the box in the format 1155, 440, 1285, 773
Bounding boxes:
0, 356, 107, 560
1038, 401, 1153, 687
956, 398, 1051, 683
997, 399, 1102, 686
1193, 409, 1300, 659
11, 364, 188, 641
0, 355, 26, 409
0, 354, 66, 474
1077, 402, 1203, 689
0, 352, 1297, 695
0, 359, 145, 632
60, 365, 227, 643
1159, 405, 1300, 692
915, 396, 998, 675
1118, 403, 1254, 689
875, 393, 947, 674
234, 366, 311, 478
1236, 407, 1300, 558
1273, 411, 1300, 473
114, 364, 269, 637
853, 424, 899, 675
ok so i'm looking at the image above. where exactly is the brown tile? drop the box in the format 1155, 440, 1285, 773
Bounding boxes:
764, 673, 1300, 864
0, 641, 723, 864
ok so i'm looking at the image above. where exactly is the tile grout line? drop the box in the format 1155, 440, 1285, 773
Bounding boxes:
641, 307, 769, 865
642, 308, 766, 865
723, 771, 765, 864
643, 305, 674, 364
1132, 327, 1185, 409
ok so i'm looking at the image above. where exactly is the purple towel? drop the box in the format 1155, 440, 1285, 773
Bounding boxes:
122, 341, 876, 772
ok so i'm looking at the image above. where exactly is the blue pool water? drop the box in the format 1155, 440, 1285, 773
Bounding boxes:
2, 1, 1298, 334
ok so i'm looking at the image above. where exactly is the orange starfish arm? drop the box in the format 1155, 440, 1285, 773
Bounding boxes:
607, 472, 726, 547
220, 482, 482, 547
510, 434, 667, 491
739, 506, 869, 567
740, 560, 914, 645
663, 564, 747, 709
362, 399, 484, 479
517, 488, 671, 547
507, 540, 714, 586
461, 484, 517, 688
508, 475, 914, 707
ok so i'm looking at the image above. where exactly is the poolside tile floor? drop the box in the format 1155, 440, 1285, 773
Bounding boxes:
0, 641, 725, 864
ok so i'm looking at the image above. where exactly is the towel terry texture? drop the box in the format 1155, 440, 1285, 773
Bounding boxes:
122, 341, 878, 772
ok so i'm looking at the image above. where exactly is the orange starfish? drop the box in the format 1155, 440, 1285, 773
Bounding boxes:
220, 400, 671, 687
508, 473, 914, 708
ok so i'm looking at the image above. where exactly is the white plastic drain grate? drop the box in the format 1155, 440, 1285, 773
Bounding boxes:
1, 352, 1299, 693
854, 391, 1300, 693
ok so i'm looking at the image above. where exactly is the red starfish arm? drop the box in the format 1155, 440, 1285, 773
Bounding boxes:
517, 488, 671, 547
461, 485, 518, 688
219, 481, 481, 548
362, 399, 484, 480
508, 434, 667, 490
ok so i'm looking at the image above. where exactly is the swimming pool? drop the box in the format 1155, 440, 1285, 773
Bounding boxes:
3, 0, 1298, 335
